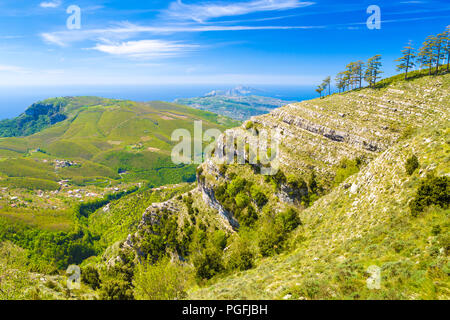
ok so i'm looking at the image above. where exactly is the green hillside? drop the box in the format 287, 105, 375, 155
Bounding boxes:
96, 71, 448, 301
0, 72, 448, 301
0, 97, 239, 256
0, 97, 240, 188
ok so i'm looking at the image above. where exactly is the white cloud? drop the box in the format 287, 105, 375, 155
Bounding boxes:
0, 65, 29, 74
165, 0, 315, 22
92, 39, 199, 59
42, 32, 67, 46
41, 23, 321, 47
40, 1, 62, 8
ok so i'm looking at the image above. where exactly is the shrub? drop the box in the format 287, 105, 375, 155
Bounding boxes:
250, 185, 268, 208
405, 155, 419, 176
133, 258, 191, 300
272, 170, 287, 188
235, 192, 250, 209
226, 237, 254, 271
257, 220, 284, 257
286, 174, 307, 190
277, 208, 302, 233
193, 247, 224, 280
212, 230, 227, 250
239, 205, 258, 228
99, 278, 134, 300
82, 266, 101, 290
227, 177, 247, 197
410, 174, 449, 216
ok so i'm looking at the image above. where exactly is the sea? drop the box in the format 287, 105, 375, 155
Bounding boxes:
0, 85, 315, 120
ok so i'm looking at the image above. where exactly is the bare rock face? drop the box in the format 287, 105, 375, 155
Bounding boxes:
198, 160, 240, 230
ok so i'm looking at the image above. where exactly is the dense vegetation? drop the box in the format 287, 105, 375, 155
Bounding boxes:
410, 174, 449, 217
0, 98, 68, 137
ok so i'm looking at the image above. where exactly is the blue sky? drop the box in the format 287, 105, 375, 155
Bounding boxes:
0, 0, 449, 86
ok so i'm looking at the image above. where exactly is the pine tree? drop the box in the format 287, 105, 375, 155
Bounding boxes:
345, 62, 357, 90
322, 76, 331, 96
443, 26, 450, 72
365, 55, 383, 87
315, 85, 324, 98
395, 41, 416, 80
432, 33, 446, 74
353, 61, 365, 88
335, 72, 346, 93
418, 37, 435, 75
343, 70, 351, 91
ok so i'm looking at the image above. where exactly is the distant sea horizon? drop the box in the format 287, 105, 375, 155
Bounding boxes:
0, 85, 315, 120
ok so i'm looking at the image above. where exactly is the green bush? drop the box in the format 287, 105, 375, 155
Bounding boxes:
239, 205, 258, 228
99, 278, 134, 300
277, 208, 302, 233
245, 121, 254, 130
250, 185, 268, 208
226, 237, 254, 271
212, 230, 228, 250
133, 258, 191, 300
82, 266, 101, 290
410, 174, 449, 216
99, 261, 134, 300
257, 220, 285, 257
218, 164, 227, 176
227, 177, 247, 197
235, 192, 250, 209
405, 155, 419, 176
193, 247, 224, 280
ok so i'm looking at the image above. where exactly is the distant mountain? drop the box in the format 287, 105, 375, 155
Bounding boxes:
204, 85, 266, 97
175, 86, 291, 121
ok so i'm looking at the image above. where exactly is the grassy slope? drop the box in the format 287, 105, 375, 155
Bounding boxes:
0, 97, 239, 232
88, 183, 195, 247
0, 98, 240, 187
188, 73, 450, 300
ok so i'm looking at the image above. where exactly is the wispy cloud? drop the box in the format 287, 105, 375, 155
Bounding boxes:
41, 22, 323, 47
0, 65, 29, 74
40, 1, 62, 8
92, 39, 199, 59
165, 0, 315, 23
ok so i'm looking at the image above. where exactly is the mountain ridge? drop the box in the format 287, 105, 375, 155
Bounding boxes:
111, 71, 449, 300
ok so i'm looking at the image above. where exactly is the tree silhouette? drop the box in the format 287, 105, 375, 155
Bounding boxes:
353, 61, 365, 88
323, 76, 331, 96
442, 26, 450, 72
315, 85, 324, 98
432, 33, 446, 74
364, 55, 383, 87
335, 72, 346, 93
418, 37, 436, 75
395, 41, 416, 80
